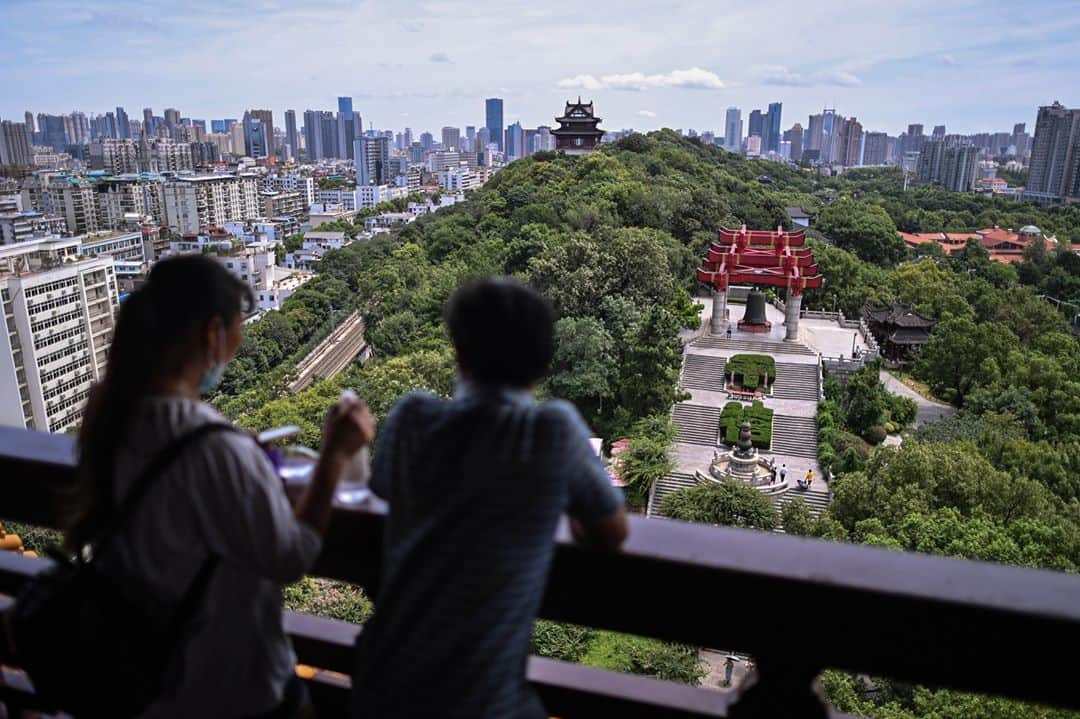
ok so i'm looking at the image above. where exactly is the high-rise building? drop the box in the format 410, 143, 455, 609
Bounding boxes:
941, 144, 979, 192
242, 113, 269, 158
355, 136, 391, 185
24, 112, 34, 135
302, 110, 320, 160
785, 123, 803, 162
837, 117, 863, 167
163, 108, 181, 129
143, 107, 154, 133
37, 114, 69, 151
916, 139, 946, 184
89, 138, 140, 174
505, 122, 525, 159
747, 110, 763, 141
863, 132, 889, 166
821, 109, 841, 163
1027, 102, 1080, 202
932, 124, 946, 140
0, 242, 118, 433
806, 113, 824, 153
441, 126, 461, 151
336, 97, 357, 160
115, 106, 131, 139
0, 121, 33, 168
403, 127, 414, 148
724, 108, 742, 151
420, 132, 434, 150
284, 110, 298, 161
764, 102, 782, 153
485, 98, 504, 151
321, 112, 340, 159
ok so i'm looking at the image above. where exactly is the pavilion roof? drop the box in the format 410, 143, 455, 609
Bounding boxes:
864, 302, 935, 328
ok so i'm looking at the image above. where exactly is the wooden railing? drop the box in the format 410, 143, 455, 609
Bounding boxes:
2, 425, 1080, 717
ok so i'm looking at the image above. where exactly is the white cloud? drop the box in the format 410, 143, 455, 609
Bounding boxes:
429, 51, 451, 63
557, 67, 724, 92
941, 54, 957, 65
637, 109, 657, 117
757, 65, 862, 87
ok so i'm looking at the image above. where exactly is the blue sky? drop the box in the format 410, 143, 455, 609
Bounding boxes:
1, 0, 1077, 137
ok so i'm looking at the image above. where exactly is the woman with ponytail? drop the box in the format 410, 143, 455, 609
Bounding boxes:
68, 255, 374, 718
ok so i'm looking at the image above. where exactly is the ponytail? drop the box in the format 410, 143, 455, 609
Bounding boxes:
67, 255, 253, 549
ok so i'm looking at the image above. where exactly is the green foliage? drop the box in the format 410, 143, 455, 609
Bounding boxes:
580, 632, 705, 685
531, 622, 703, 685
1, 520, 63, 554
719, 400, 773, 448
780, 499, 815, 536
546, 317, 616, 419
843, 364, 890, 435
282, 577, 373, 624
726, 353, 776, 391
815, 197, 908, 267
661, 480, 779, 530
616, 419, 676, 509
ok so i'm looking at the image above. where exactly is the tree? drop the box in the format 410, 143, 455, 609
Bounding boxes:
815, 198, 908, 267
661, 481, 779, 530
781, 499, 815, 536
547, 317, 616, 418
843, 364, 890, 435
915, 316, 1016, 404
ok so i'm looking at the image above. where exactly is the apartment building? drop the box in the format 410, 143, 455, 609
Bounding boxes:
0, 209, 67, 245
162, 174, 262, 233
79, 230, 147, 280
0, 240, 118, 432
260, 190, 306, 219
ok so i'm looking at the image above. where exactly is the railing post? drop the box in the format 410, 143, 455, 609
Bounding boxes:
727, 654, 829, 718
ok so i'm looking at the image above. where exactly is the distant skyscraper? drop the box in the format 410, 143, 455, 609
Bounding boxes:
863, 132, 889, 166
724, 107, 742, 151
505, 122, 525, 159
485, 98, 504, 151
115, 106, 131, 139
242, 113, 269, 158
916, 139, 947, 184
211, 120, 226, 134
748, 110, 763, 140
764, 102, 782, 153
932, 124, 946, 140
164, 108, 181, 129
336, 97, 356, 160
355, 135, 390, 185
821, 109, 840, 163
1027, 101, 1080, 202
420, 132, 434, 150
403, 127, 414, 148
303, 110, 320, 160
24, 111, 34, 134
465, 125, 476, 143
441, 126, 461, 150
142, 107, 154, 135
0, 121, 32, 167
806, 113, 824, 152
942, 143, 979, 191
284, 110, 298, 161
786, 123, 803, 162
837, 117, 863, 167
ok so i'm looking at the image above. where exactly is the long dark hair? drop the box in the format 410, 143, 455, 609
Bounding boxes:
67, 255, 253, 549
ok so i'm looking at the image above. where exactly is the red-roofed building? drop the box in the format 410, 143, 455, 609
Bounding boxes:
899, 226, 1059, 263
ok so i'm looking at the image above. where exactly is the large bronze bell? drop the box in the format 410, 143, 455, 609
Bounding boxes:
739, 290, 770, 331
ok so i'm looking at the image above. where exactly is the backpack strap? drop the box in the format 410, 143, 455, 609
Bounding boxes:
94, 421, 239, 552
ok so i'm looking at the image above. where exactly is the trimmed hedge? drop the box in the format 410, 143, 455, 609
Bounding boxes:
727, 354, 776, 392
719, 400, 773, 449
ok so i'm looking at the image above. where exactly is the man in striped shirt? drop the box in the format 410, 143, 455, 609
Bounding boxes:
352, 277, 628, 718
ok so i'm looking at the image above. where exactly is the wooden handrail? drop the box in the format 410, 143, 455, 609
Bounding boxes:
2, 426, 1080, 716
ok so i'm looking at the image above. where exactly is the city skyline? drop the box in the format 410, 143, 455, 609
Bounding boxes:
1, 0, 1077, 136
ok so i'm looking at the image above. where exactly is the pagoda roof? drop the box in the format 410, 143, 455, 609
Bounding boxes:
864, 302, 935, 328
887, 327, 933, 345
551, 127, 605, 136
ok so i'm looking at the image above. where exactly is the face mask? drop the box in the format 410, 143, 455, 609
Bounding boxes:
198, 325, 229, 395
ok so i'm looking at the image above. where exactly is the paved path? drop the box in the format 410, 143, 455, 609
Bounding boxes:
880, 370, 956, 427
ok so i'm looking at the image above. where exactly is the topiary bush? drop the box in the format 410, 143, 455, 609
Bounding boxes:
726, 354, 776, 392
718, 400, 773, 449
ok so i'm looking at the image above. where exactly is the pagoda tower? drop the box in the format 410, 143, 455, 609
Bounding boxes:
552, 98, 605, 154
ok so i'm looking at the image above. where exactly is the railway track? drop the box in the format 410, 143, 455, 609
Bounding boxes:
288, 311, 369, 393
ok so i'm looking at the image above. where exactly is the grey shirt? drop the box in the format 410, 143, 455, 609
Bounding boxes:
105, 397, 322, 718
352, 384, 624, 719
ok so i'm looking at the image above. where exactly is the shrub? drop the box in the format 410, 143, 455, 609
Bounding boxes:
781, 498, 815, 536
718, 400, 773, 449
532, 621, 596, 663
864, 425, 888, 445
582, 632, 705, 685
726, 354, 776, 392
887, 393, 919, 427
819, 446, 837, 475
834, 447, 866, 474
832, 431, 872, 459
661, 481, 779, 530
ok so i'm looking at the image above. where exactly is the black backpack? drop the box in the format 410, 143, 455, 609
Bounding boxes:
8, 422, 238, 718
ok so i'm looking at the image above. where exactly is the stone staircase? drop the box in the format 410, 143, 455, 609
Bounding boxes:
772, 488, 831, 519
647, 472, 700, 517
771, 362, 820, 401
671, 404, 720, 446
692, 336, 818, 357
681, 355, 727, 392
770, 415, 819, 458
